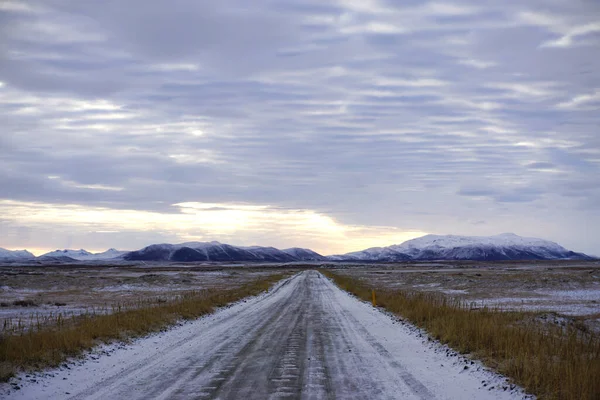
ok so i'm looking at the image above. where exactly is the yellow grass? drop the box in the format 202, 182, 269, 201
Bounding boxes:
0, 273, 289, 381
322, 269, 600, 400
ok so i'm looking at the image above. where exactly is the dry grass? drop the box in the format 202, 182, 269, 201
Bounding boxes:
322, 269, 600, 400
0, 273, 289, 381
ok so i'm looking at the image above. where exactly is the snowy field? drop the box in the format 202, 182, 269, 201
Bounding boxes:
3, 261, 598, 332
332, 261, 600, 331
1, 261, 597, 398
0, 264, 287, 329
1, 271, 528, 399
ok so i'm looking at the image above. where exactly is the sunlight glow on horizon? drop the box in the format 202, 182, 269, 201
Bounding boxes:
0, 200, 427, 255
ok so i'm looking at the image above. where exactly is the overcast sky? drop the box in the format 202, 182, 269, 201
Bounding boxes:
1, 0, 599, 256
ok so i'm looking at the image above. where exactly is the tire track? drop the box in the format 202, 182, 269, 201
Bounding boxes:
70, 275, 301, 400
317, 276, 431, 399
193, 273, 309, 399
301, 276, 334, 400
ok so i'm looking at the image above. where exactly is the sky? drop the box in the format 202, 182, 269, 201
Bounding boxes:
1, 0, 599, 256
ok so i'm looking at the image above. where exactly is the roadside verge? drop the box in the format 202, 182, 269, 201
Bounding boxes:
0, 272, 291, 382
321, 269, 600, 400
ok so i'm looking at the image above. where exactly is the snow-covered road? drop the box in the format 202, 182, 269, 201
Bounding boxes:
5, 271, 526, 399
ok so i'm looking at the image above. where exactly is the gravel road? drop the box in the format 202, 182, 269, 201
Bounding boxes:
4, 271, 525, 399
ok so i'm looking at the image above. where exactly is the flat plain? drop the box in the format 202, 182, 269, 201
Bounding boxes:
0, 264, 290, 332
329, 260, 600, 333
1, 261, 599, 399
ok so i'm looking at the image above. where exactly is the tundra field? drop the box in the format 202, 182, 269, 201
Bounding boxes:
327, 260, 600, 333
0, 260, 599, 399
0, 264, 291, 330
2, 261, 599, 333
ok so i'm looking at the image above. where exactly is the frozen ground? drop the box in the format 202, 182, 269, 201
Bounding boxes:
0, 265, 284, 329
333, 261, 600, 332
479, 289, 600, 315
1, 271, 527, 400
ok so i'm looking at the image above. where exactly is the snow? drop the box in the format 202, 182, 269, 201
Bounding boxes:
0, 248, 35, 261
125, 242, 323, 262
3, 234, 587, 264
394, 233, 565, 252
281, 247, 326, 260
2, 271, 528, 399
440, 289, 469, 295
38, 248, 127, 261
81, 248, 128, 260
479, 289, 600, 315
41, 249, 93, 258
331, 233, 587, 261
180, 241, 222, 249
536, 289, 600, 301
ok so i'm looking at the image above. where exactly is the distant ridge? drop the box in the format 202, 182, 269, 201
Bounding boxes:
329, 233, 594, 261
0, 248, 35, 261
123, 242, 325, 262
282, 248, 327, 261
39, 248, 127, 261
0, 234, 594, 263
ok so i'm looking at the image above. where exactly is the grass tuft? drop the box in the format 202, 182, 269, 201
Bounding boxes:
322, 269, 600, 400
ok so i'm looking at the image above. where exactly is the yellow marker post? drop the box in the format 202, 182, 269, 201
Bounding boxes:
372, 289, 376, 307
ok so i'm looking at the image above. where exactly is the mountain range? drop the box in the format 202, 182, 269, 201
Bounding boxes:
122, 242, 327, 262
0, 234, 594, 263
0, 248, 127, 262
328, 233, 593, 261
39, 248, 127, 261
0, 248, 36, 261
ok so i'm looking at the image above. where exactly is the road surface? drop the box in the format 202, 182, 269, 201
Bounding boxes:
5, 271, 524, 399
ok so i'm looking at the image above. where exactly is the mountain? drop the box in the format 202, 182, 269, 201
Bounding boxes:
282, 248, 328, 261
39, 248, 127, 261
123, 242, 324, 262
83, 248, 127, 260
330, 233, 594, 261
41, 249, 93, 259
0, 248, 35, 261
240, 246, 297, 262
328, 247, 412, 262
3, 234, 591, 264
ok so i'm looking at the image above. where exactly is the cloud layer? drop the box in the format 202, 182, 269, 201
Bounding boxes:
1, 0, 599, 255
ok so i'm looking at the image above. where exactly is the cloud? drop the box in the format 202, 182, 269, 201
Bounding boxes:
525, 162, 557, 171
457, 188, 497, 197
457, 58, 496, 69
557, 89, 600, 109
517, 10, 600, 48
46, 176, 124, 191
485, 82, 558, 98
0, 199, 427, 255
541, 22, 600, 48
0, 0, 598, 255
458, 186, 545, 203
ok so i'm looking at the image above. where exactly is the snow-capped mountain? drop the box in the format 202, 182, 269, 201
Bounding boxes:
83, 248, 128, 260
329, 233, 593, 261
328, 247, 412, 262
0, 248, 35, 261
123, 242, 325, 262
282, 248, 328, 261
41, 249, 93, 259
3, 234, 592, 264
39, 248, 127, 261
